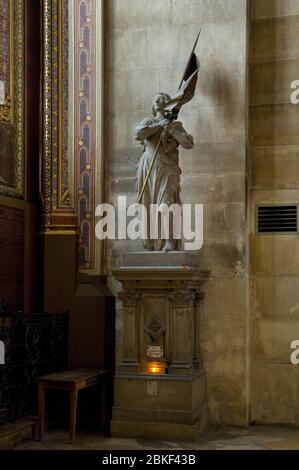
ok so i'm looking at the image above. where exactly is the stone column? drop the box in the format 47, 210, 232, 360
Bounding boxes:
118, 291, 140, 374
168, 291, 196, 376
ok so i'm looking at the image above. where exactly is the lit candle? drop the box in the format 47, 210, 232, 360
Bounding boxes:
147, 361, 166, 375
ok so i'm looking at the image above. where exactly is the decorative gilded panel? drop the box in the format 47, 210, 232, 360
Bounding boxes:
41, 0, 75, 228
59, 0, 71, 207
0, 0, 11, 90
74, 0, 97, 270
0, 0, 25, 198
41, 0, 53, 226
41, 0, 102, 272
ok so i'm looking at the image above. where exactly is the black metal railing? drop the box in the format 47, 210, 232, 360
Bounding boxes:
0, 311, 68, 424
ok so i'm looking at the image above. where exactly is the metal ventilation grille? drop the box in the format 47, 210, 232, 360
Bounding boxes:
257, 205, 298, 234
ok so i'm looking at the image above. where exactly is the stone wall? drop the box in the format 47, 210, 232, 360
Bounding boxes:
250, 0, 299, 424
106, 0, 249, 426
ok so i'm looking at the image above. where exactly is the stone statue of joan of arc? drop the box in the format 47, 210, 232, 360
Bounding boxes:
134, 92, 194, 251
133, 32, 201, 252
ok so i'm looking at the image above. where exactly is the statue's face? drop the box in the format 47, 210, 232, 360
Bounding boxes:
153, 94, 167, 113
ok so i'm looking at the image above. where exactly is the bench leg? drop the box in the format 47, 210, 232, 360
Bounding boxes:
69, 389, 78, 443
38, 383, 45, 441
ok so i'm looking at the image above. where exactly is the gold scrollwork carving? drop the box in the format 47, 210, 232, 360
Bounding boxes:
0, 103, 11, 122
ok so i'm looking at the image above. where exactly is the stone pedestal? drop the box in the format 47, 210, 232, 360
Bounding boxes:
111, 252, 210, 441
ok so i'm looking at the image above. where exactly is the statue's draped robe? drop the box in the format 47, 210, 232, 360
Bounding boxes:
134, 116, 194, 251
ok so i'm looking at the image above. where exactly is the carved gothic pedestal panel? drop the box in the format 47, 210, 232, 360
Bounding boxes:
111, 252, 210, 441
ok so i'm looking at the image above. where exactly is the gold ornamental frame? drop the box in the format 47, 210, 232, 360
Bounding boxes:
0, 0, 25, 198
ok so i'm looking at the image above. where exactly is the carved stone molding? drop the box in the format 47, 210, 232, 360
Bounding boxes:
144, 315, 166, 341
171, 291, 196, 308
114, 264, 209, 377
119, 291, 140, 308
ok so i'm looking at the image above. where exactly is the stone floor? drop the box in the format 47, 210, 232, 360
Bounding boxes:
15, 425, 299, 450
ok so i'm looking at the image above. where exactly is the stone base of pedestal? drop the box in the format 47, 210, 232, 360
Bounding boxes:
111, 252, 210, 441
111, 371, 208, 441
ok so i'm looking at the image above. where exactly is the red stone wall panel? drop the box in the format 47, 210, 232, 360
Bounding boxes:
0, 205, 24, 311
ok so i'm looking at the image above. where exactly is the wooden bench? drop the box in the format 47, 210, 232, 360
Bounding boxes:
37, 369, 111, 443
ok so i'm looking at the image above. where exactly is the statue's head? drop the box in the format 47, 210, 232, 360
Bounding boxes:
152, 92, 171, 116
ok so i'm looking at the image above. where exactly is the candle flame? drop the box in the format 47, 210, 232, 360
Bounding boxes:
147, 361, 165, 375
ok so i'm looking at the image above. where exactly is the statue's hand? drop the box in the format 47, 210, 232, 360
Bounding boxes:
159, 117, 171, 128
164, 120, 181, 134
